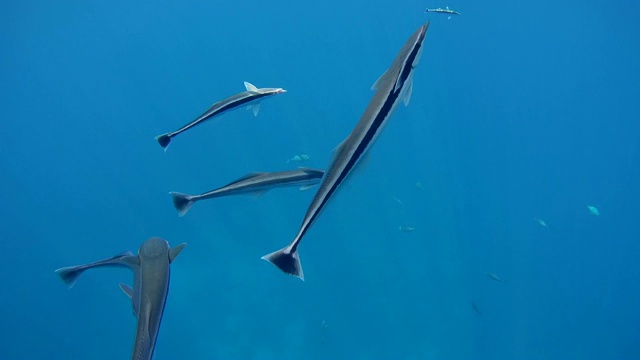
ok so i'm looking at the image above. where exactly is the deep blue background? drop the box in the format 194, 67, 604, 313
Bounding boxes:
1, 1, 639, 359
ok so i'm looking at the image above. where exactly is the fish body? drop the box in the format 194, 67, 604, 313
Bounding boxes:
399, 225, 416, 232
535, 218, 548, 228
471, 300, 482, 315
169, 168, 325, 216
287, 154, 311, 163
261, 22, 430, 280
587, 205, 600, 216
55, 238, 186, 360
486, 272, 505, 282
155, 82, 286, 150
425, 6, 461, 19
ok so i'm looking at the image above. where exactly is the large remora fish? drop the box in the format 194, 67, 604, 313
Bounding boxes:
55, 237, 186, 360
155, 81, 286, 150
261, 22, 430, 280
169, 168, 325, 217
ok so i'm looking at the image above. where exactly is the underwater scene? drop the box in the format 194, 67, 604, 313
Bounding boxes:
1, 0, 639, 359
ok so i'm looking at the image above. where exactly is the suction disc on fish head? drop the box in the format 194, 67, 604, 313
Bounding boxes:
139, 237, 170, 259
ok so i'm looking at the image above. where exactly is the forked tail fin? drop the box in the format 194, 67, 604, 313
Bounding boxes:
169, 192, 196, 217
155, 133, 172, 150
55, 266, 86, 288
261, 246, 304, 280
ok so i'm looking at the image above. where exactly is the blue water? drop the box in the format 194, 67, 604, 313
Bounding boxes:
1, 1, 639, 359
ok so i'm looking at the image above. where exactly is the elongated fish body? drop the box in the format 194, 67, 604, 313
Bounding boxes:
262, 22, 430, 280
169, 168, 325, 217
425, 7, 461, 18
55, 237, 186, 360
155, 82, 286, 150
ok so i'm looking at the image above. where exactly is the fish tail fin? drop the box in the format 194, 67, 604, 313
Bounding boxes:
169, 192, 195, 217
261, 246, 304, 280
55, 266, 86, 288
155, 133, 172, 151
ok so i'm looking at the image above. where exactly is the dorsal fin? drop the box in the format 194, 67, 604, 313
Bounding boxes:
244, 81, 258, 92
234, 172, 265, 182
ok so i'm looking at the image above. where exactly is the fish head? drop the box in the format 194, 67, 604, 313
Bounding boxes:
261, 87, 287, 95
139, 237, 170, 260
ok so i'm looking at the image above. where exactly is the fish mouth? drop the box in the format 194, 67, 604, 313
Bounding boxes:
277, 89, 287, 93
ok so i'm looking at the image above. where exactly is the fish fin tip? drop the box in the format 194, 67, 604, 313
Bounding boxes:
119, 283, 134, 299
155, 134, 171, 150
261, 247, 304, 280
169, 243, 187, 263
55, 266, 83, 288
169, 192, 195, 217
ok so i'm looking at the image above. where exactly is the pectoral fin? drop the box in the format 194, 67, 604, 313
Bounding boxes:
169, 243, 187, 263
251, 103, 261, 116
402, 75, 414, 107
119, 283, 134, 299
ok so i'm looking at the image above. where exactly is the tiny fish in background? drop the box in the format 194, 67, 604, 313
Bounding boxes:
535, 217, 548, 228
287, 154, 311, 163
392, 195, 404, 205
587, 205, 600, 216
471, 300, 482, 316
415, 181, 424, 190
486, 272, 505, 282
425, 6, 461, 20
399, 225, 416, 232
320, 320, 328, 345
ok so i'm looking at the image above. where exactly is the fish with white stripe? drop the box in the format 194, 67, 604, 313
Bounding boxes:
261, 21, 430, 280
169, 168, 325, 216
155, 82, 286, 150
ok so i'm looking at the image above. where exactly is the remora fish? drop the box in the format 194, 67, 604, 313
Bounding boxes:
425, 6, 461, 19
55, 237, 186, 360
155, 81, 286, 150
261, 22, 430, 280
486, 272, 505, 282
170, 168, 325, 217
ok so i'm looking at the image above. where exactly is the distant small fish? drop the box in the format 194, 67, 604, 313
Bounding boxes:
320, 320, 328, 345
471, 300, 482, 316
415, 181, 424, 190
399, 225, 416, 233
486, 272, 505, 282
587, 205, 600, 216
287, 154, 311, 163
425, 6, 461, 20
535, 218, 548, 228
392, 196, 404, 205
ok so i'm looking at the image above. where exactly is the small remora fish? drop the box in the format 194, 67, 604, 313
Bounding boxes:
535, 217, 548, 228
425, 6, 461, 19
261, 22, 430, 280
287, 154, 311, 163
169, 168, 325, 217
399, 225, 416, 232
471, 300, 482, 316
155, 81, 286, 150
55, 237, 186, 360
486, 272, 505, 282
